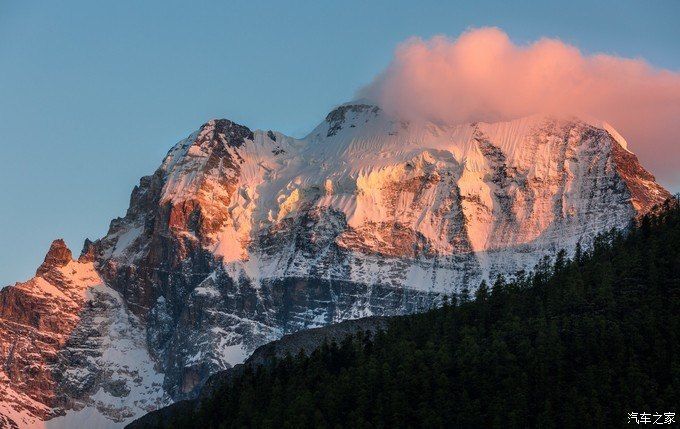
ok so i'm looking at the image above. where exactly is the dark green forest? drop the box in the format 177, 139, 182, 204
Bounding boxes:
155, 197, 679, 428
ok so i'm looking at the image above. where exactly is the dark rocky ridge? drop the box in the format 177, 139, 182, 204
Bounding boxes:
125, 316, 389, 429
325, 104, 379, 137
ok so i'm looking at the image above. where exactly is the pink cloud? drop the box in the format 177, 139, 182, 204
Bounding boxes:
361, 27, 680, 189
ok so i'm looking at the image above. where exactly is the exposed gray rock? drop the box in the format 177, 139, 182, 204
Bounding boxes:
125, 316, 389, 429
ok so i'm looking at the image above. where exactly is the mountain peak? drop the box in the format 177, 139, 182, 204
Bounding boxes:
36, 239, 73, 276
323, 103, 381, 137
198, 119, 254, 149
78, 238, 97, 263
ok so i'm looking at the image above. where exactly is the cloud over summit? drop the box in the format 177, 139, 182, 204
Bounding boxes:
361, 27, 680, 188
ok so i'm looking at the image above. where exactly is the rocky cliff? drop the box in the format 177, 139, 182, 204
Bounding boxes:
125, 316, 389, 429
0, 241, 168, 428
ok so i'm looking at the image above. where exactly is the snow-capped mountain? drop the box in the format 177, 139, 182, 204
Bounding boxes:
0, 103, 670, 427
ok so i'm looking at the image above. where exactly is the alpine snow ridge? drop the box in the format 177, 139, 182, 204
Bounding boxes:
0, 102, 670, 427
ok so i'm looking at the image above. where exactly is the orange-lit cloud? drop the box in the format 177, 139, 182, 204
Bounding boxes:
361, 27, 680, 188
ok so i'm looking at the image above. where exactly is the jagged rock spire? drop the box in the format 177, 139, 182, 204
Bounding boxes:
78, 238, 97, 263
36, 239, 72, 276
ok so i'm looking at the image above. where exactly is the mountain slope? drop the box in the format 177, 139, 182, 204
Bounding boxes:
129, 197, 680, 429
0, 103, 671, 427
0, 241, 169, 428
126, 316, 389, 429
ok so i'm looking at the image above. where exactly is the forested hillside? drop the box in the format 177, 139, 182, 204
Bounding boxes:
141, 197, 680, 428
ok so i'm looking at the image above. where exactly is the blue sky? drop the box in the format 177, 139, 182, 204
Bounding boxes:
1, 0, 679, 286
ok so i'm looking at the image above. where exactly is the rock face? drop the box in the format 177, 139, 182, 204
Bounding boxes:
125, 316, 389, 429
0, 104, 671, 427
0, 241, 169, 428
